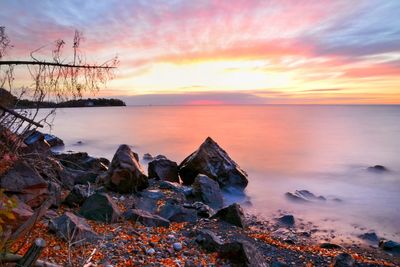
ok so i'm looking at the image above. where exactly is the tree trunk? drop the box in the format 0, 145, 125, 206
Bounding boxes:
16, 238, 46, 267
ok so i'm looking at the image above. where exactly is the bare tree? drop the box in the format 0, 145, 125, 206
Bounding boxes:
0, 26, 118, 152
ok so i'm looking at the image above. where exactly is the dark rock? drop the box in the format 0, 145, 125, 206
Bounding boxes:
285, 190, 326, 203
319, 242, 343, 249
134, 189, 165, 213
1, 160, 49, 208
105, 145, 148, 193
178, 137, 248, 189
48, 181, 62, 207
158, 200, 197, 223
358, 232, 379, 243
183, 202, 215, 218
277, 215, 295, 226
24, 130, 64, 148
64, 184, 91, 207
24, 130, 52, 151
55, 152, 109, 173
49, 212, 99, 244
333, 253, 355, 267
367, 165, 388, 173
212, 203, 246, 228
143, 153, 153, 161
148, 156, 179, 183
79, 192, 121, 223
220, 239, 268, 267
379, 240, 400, 252
195, 229, 224, 252
271, 262, 289, 267
192, 174, 223, 209
123, 209, 170, 227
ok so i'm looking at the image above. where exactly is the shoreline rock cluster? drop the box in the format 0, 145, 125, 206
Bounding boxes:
1, 133, 399, 266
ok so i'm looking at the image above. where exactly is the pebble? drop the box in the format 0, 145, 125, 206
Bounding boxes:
146, 248, 156, 255
173, 242, 183, 251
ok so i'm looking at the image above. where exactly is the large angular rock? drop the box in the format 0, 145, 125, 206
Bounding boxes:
79, 192, 121, 223
179, 137, 248, 189
148, 156, 179, 183
158, 200, 197, 223
192, 174, 223, 209
0, 160, 49, 208
55, 152, 109, 173
379, 240, 400, 252
106, 145, 148, 193
212, 203, 246, 228
49, 212, 99, 244
10, 199, 33, 230
333, 253, 355, 267
196, 229, 224, 252
25, 130, 64, 148
64, 184, 91, 207
123, 209, 170, 227
220, 239, 268, 267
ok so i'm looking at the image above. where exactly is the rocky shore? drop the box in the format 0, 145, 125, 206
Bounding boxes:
1, 132, 399, 266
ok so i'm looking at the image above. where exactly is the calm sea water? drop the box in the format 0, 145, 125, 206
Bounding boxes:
45, 105, 400, 241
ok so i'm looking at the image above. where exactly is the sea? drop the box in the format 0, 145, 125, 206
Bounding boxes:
43, 105, 400, 242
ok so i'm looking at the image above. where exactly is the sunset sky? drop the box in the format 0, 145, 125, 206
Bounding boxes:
1, 0, 400, 104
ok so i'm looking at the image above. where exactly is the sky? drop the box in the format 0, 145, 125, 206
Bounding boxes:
1, 0, 400, 105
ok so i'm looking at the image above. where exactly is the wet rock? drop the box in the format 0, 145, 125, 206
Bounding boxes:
319, 242, 343, 249
178, 137, 248, 189
143, 153, 153, 161
367, 165, 388, 173
220, 239, 267, 267
183, 202, 215, 218
379, 240, 400, 252
358, 232, 379, 243
49, 212, 99, 244
25, 130, 64, 148
192, 174, 223, 209
285, 190, 326, 203
79, 192, 121, 223
24, 130, 51, 151
64, 184, 91, 207
123, 209, 170, 227
148, 156, 179, 183
271, 262, 289, 267
277, 215, 295, 226
333, 253, 355, 267
195, 229, 224, 252
158, 200, 197, 223
212, 203, 246, 228
105, 144, 148, 193
1, 160, 49, 208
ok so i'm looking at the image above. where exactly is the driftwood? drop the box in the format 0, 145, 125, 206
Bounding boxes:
16, 238, 46, 267
0, 253, 61, 267
0, 104, 43, 128
10, 197, 53, 241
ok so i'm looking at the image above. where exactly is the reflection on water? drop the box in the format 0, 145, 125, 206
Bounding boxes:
45, 105, 400, 240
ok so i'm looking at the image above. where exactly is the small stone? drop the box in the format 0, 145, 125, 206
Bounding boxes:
146, 248, 156, 255
333, 253, 355, 267
173, 242, 183, 251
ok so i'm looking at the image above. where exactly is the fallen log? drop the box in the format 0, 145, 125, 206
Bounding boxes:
17, 238, 46, 267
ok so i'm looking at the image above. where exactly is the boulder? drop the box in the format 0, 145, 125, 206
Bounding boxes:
319, 243, 343, 250
64, 184, 91, 207
333, 253, 355, 267
158, 200, 197, 223
143, 153, 153, 161
195, 229, 224, 252
123, 209, 170, 227
25, 130, 64, 148
379, 240, 400, 252
79, 192, 121, 223
192, 174, 223, 209
212, 203, 246, 228
183, 202, 215, 218
277, 215, 295, 226
148, 156, 179, 183
0, 160, 49, 208
10, 199, 33, 230
55, 152, 109, 173
220, 239, 268, 267
105, 145, 148, 193
178, 137, 248, 189
49, 212, 99, 244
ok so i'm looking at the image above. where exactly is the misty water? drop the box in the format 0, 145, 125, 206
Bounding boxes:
45, 105, 400, 242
